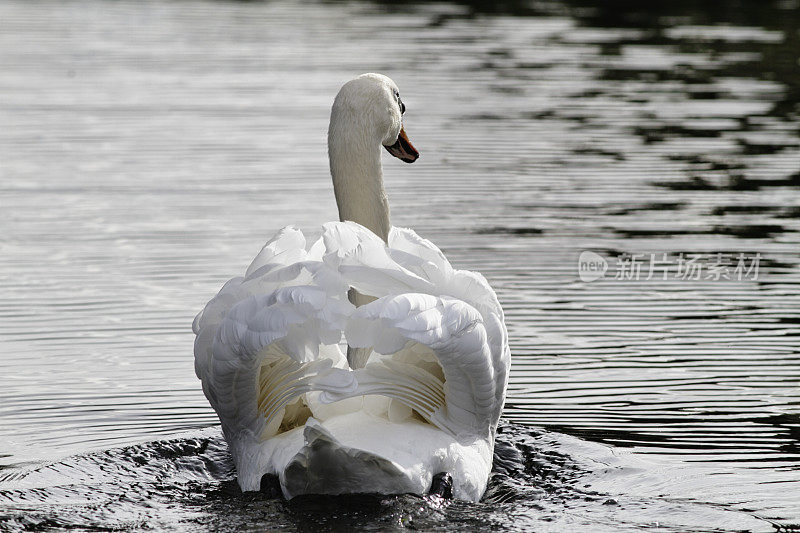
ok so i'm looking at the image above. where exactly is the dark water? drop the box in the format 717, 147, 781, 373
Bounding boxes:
1, 0, 798, 530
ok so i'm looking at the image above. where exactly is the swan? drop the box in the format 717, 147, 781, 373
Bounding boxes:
193, 73, 510, 502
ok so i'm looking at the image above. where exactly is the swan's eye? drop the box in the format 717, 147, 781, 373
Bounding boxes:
393, 89, 405, 115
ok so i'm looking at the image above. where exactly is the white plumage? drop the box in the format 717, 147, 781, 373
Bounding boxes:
194, 74, 510, 502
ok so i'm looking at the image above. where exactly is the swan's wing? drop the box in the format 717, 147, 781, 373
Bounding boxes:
198, 286, 356, 436
392, 227, 510, 411
194, 226, 311, 342
245, 225, 307, 278
387, 226, 454, 286
242, 226, 348, 297
388, 226, 507, 386
323, 293, 500, 437
445, 269, 510, 409
319, 222, 510, 413
195, 285, 358, 491
322, 222, 435, 297
389, 226, 510, 411
193, 226, 349, 379
192, 227, 357, 488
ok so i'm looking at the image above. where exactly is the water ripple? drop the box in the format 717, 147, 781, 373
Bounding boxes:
0, 0, 798, 529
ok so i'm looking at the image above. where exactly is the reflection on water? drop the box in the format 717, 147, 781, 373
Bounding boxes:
0, 0, 798, 530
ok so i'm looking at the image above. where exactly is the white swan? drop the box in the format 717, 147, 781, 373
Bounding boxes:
193, 73, 510, 502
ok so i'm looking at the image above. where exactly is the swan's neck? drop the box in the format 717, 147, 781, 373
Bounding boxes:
328, 116, 391, 243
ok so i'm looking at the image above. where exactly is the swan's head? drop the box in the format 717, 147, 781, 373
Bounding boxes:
330, 73, 419, 163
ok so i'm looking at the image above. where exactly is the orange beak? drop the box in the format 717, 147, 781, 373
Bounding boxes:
384, 127, 419, 163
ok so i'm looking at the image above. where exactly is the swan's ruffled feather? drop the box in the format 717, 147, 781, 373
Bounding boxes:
194, 222, 509, 500
245, 225, 308, 278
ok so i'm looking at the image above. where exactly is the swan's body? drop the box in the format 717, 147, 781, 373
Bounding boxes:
194, 74, 510, 502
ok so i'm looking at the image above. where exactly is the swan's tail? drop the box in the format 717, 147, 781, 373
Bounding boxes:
281, 419, 416, 499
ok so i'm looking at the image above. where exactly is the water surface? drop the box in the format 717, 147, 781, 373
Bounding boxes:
0, 0, 798, 530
